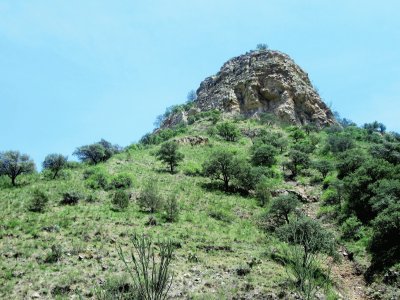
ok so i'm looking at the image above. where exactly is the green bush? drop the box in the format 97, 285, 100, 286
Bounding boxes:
255, 179, 273, 207
60, 191, 82, 205
163, 194, 179, 222
368, 202, 400, 276
111, 190, 130, 211
251, 144, 278, 167
84, 167, 109, 190
138, 180, 163, 213
45, 244, 63, 263
341, 216, 364, 241
95, 276, 135, 300
109, 173, 133, 189
28, 189, 49, 212
216, 122, 240, 142
277, 216, 337, 299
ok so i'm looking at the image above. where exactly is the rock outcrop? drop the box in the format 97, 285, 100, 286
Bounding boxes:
163, 50, 336, 127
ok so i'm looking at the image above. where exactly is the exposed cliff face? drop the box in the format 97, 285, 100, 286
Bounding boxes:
162, 50, 336, 128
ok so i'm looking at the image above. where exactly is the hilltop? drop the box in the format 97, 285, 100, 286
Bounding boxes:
162, 49, 335, 128
1, 49, 399, 300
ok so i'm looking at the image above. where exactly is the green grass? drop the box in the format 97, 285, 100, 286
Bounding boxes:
0, 119, 364, 299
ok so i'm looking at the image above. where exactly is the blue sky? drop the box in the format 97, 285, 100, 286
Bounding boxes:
0, 0, 399, 167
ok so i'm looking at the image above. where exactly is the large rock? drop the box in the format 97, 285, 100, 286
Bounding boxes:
196, 50, 335, 126
163, 50, 336, 127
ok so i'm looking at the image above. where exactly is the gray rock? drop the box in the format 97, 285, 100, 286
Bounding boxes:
163, 50, 336, 128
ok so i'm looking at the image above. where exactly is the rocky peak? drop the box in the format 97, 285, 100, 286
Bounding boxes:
163, 50, 336, 128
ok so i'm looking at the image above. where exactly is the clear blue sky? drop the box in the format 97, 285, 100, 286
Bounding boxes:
1, 0, 399, 167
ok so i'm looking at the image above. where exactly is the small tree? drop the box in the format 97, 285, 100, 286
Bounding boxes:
256, 43, 268, 50
0, 151, 35, 186
286, 150, 310, 177
42, 154, 68, 179
216, 122, 240, 142
251, 144, 278, 167
202, 149, 238, 191
187, 90, 197, 103
269, 194, 300, 224
289, 127, 306, 143
313, 160, 333, 179
156, 141, 184, 173
73, 139, 120, 164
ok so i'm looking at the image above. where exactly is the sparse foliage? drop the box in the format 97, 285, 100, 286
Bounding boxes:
117, 234, 174, 300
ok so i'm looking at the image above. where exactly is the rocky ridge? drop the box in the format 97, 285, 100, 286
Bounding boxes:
163, 50, 336, 127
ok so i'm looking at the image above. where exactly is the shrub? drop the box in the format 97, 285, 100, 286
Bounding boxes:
112, 190, 129, 211
163, 194, 179, 222
216, 122, 240, 142
321, 188, 341, 205
326, 134, 354, 153
117, 234, 174, 300
277, 216, 336, 299
251, 144, 278, 167
95, 276, 135, 300
255, 179, 273, 207
85, 168, 110, 190
285, 150, 310, 177
138, 180, 163, 213
42, 154, 68, 179
45, 244, 63, 263
341, 216, 364, 241
60, 191, 82, 205
368, 202, 400, 276
109, 173, 132, 189
28, 189, 49, 212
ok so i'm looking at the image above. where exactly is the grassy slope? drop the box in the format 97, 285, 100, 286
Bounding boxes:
1, 119, 299, 299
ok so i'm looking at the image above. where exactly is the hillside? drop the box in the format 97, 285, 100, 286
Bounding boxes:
1, 51, 400, 300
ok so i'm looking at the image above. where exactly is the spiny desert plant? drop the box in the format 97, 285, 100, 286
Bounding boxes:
118, 234, 174, 300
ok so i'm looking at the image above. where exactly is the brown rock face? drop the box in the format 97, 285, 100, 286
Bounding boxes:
195, 50, 335, 126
